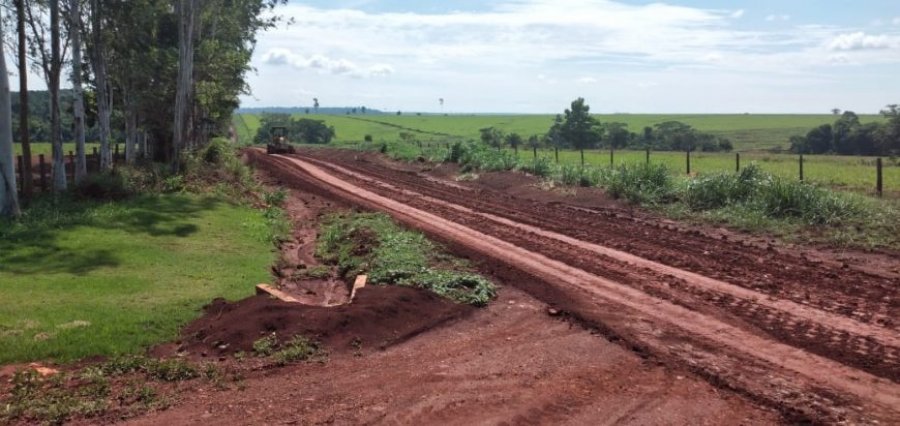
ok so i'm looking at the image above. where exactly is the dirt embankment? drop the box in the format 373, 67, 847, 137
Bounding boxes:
238, 148, 900, 424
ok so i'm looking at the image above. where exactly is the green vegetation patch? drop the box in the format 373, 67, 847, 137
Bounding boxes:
316, 212, 496, 306
0, 193, 279, 364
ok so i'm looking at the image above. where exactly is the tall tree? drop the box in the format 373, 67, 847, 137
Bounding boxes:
15, 0, 33, 199
88, 0, 112, 171
68, 0, 87, 181
1, 16, 22, 217
560, 98, 601, 165
173, 0, 198, 168
24, 0, 68, 190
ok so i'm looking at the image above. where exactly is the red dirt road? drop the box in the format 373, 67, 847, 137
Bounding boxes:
244, 149, 899, 424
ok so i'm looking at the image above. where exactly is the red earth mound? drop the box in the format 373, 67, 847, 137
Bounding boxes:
170, 285, 475, 358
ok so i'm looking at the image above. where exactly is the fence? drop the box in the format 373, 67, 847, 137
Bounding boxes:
14, 144, 127, 195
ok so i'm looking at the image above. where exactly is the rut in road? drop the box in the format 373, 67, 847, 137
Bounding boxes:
252, 150, 900, 424
293, 153, 900, 385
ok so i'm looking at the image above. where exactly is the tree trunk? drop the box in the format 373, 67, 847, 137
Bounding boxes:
173, 0, 197, 170
90, 0, 112, 171
124, 91, 137, 164
70, 0, 87, 182
50, 0, 66, 191
1, 17, 22, 217
15, 0, 32, 199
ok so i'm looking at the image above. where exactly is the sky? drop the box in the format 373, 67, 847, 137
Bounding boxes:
241, 0, 900, 113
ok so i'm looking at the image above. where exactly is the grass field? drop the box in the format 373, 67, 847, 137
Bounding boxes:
0, 194, 277, 364
233, 113, 883, 151
14, 143, 102, 157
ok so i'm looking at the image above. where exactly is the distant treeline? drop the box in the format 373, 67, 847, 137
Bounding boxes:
11, 90, 117, 143
790, 106, 900, 156
253, 113, 335, 145
238, 106, 385, 115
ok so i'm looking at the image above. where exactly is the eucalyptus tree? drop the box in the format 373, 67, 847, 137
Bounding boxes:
86, 0, 111, 170
15, 0, 33, 199
24, 0, 68, 190
66, 0, 86, 181
1, 16, 21, 217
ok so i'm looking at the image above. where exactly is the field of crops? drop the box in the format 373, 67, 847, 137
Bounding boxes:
233, 112, 883, 151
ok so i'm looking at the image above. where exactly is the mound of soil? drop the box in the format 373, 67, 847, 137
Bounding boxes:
170, 285, 474, 358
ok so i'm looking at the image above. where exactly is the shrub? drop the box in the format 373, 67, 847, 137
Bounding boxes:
605, 163, 674, 204
518, 157, 552, 178
754, 178, 864, 225
75, 172, 134, 201
684, 165, 766, 211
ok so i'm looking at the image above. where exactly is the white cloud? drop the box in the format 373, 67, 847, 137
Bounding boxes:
577, 77, 598, 84
730, 9, 745, 19
765, 14, 791, 22
893, 17, 900, 26
827, 32, 897, 51
261, 48, 393, 78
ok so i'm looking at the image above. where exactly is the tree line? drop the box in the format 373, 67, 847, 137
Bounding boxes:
479, 98, 732, 164
253, 113, 335, 145
789, 106, 900, 156
1, 0, 286, 217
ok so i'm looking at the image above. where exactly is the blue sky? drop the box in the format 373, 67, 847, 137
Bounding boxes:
244, 0, 900, 113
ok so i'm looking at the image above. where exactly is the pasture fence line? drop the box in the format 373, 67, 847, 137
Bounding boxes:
14, 143, 128, 197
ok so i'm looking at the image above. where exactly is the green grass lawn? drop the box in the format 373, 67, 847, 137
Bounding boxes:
234, 113, 883, 151
14, 143, 102, 157
0, 194, 277, 364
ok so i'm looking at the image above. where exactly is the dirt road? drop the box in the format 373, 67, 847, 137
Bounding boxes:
242, 148, 899, 424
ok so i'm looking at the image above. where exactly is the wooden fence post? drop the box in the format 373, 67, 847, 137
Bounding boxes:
799, 154, 804, 182
686, 149, 691, 175
39, 154, 47, 192
16, 155, 24, 192
68, 151, 75, 182
554, 147, 559, 163
736, 152, 740, 172
645, 148, 650, 164
609, 147, 614, 166
876, 158, 883, 197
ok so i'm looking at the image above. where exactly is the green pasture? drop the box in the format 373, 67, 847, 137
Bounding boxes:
0, 194, 277, 364
234, 112, 883, 151
14, 143, 102, 157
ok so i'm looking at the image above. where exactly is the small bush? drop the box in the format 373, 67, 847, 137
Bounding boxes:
684, 164, 766, 210
605, 163, 674, 204
253, 333, 278, 356
755, 178, 864, 225
202, 138, 231, 164
518, 157, 552, 178
273, 336, 321, 366
75, 172, 134, 200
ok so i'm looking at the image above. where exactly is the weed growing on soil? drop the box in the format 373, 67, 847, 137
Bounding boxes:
0, 357, 202, 426
252, 333, 279, 356
316, 213, 497, 306
273, 336, 322, 366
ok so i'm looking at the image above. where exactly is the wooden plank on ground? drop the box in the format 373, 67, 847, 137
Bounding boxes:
255, 284, 300, 303
350, 275, 367, 302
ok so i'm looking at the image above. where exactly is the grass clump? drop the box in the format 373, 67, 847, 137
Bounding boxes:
251, 333, 322, 366
316, 212, 496, 306
100, 356, 199, 382
605, 163, 674, 204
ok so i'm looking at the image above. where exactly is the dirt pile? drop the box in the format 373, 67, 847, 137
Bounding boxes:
172, 285, 475, 358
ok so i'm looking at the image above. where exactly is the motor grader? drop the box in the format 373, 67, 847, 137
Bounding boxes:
266, 126, 296, 154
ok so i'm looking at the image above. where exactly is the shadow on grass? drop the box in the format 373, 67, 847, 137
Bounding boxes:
0, 194, 223, 276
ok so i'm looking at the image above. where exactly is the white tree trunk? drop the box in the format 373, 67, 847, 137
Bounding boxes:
0, 17, 22, 217
173, 0, 197, 168
91, 0, 112, 171
70, 0, 87, 182
50, 0, 66, 191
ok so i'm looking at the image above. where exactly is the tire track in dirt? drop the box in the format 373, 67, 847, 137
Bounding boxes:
251, 150, 900, 423
293, 154, 900, 384
310, 153, 898, 331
